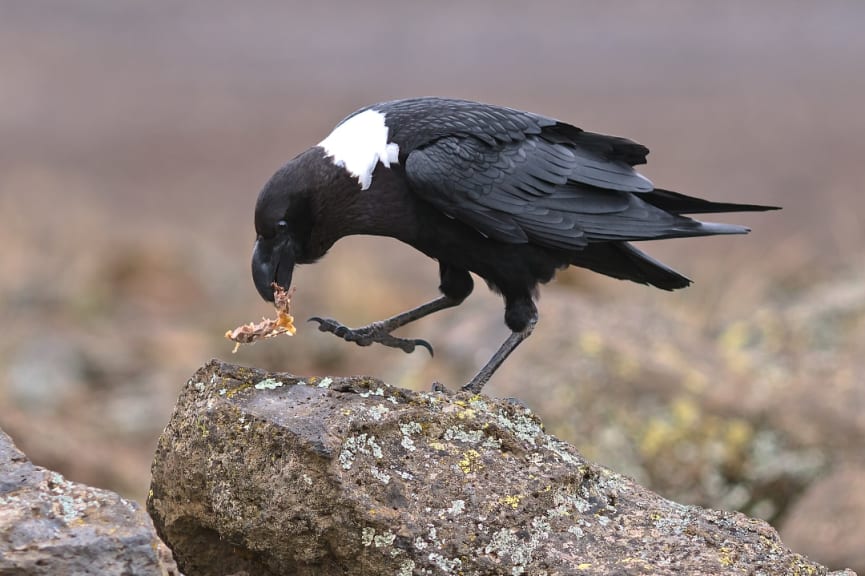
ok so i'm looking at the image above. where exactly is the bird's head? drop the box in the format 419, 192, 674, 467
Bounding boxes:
251, 157, 316, 302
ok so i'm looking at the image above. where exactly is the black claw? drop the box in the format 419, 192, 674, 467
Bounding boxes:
307, 316, 329, 331
415, 339, 434, 357
307, 316, 434, 356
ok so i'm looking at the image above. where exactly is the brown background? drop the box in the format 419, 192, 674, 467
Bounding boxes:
1, 1, 863, 571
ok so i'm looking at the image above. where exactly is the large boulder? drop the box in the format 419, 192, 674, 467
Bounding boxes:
148, 360, 855, 576
0, 427, 178, 576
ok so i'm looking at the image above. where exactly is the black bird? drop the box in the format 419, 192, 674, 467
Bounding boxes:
251, 97, 776, 393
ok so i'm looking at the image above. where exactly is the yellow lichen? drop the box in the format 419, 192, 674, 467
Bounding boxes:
499, 494, 523, 509
718, 546, 734, 567
458, 449, 482, 474
223, 381, 255, 399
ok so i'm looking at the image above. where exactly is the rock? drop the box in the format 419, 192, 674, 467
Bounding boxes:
436, 291, 831, 525
780, 464, 865, 575
0, 427, 180, 576
148, 360, 855, 576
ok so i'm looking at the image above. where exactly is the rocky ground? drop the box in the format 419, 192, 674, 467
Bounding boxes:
147, 360, 855, 575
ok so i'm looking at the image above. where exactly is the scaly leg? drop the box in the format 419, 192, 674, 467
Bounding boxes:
308, 295, 462, 356
461, 314, 537, 394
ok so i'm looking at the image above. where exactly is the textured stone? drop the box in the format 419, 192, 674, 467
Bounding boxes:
0, 428, 179, 576
148, 360, 855, 576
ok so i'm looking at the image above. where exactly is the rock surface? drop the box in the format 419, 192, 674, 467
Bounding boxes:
148, 360, 855, 576
0, 428, 179, 576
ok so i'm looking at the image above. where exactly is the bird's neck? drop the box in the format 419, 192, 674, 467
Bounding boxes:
307, 156, 420, 258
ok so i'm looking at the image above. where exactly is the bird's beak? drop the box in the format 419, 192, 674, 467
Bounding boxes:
252, 236, 295, 302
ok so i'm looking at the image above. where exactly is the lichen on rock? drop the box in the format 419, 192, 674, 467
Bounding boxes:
147, 360, 856, 576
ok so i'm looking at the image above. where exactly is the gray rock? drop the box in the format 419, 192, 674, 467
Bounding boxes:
148, 359, 855, 576
0, 427, 179, 576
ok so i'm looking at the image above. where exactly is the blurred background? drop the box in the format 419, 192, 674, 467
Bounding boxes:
1, 0, 863, 571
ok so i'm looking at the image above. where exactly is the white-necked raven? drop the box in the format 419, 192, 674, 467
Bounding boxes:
251, 97, 776, 392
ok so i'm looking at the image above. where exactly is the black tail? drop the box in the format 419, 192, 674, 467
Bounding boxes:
642, 188, 780, 215
571, 242, 691, 291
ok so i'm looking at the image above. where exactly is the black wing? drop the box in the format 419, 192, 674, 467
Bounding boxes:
385, 99, 713, 250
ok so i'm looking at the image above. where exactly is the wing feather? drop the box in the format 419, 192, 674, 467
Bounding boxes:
405, 134, 691, 249
371, 97, 721, 251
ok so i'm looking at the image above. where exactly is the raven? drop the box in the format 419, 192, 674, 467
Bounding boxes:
251, 97, 776, 393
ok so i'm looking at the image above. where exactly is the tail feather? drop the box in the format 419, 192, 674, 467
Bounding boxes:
643, 188, 780, 215
687, 221, 751, 236
571, 242, 691, 291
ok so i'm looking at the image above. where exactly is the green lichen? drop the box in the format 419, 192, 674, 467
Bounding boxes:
468, 395, 489, 411
543, 438, 581, 465
370, 466, 391, 485
396, 560, 415, 576
340, 433, 384, 470
368, 404, 390, 421
447, 499, 465, 515
373, 530, 396, 548
400, 421, 421, 451
496, 409, 543, 446
428, 552, 462, 572
444, 425, 484, 444
359, 386, 386, 398
254, 378, 283, 390
482, 519, 551, 575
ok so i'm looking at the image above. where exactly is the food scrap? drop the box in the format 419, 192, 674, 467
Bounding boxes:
225, 283, 296, 353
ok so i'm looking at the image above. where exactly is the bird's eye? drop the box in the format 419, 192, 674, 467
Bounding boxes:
276, 220, 289, 233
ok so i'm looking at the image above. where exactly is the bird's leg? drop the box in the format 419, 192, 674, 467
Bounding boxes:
461, 295, 538, 394
310, 264, 473, 356
461, 315, 537, 394
308, 295, 461, 356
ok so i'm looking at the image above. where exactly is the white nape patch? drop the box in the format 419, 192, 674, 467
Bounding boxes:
318, 109, 400, 190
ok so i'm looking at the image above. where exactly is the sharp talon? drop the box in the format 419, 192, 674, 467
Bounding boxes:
306, 316, 435, 356
308, 316, 345, 335
431, 381, 447, 392
416, 339, 434, 357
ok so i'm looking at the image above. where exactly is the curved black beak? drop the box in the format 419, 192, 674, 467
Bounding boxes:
252, 236, 295, 302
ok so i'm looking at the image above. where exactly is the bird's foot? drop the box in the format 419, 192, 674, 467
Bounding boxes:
308, 317, 434, 356
430, 381, 448, 393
